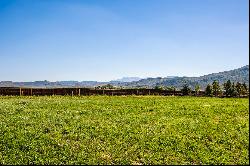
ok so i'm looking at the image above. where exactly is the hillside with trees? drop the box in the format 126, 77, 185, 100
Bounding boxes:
124, 65, 249, 90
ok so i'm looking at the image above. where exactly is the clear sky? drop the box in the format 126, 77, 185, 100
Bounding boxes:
0, 0, 249, 82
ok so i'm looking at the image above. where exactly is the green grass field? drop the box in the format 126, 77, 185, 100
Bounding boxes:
0, 96, 249, 165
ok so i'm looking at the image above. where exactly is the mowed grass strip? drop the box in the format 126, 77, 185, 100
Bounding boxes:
0, 96, 248, 165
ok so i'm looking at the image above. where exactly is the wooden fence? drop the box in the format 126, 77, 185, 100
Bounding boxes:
0, 87, 248, 97
0, 87, 206, 96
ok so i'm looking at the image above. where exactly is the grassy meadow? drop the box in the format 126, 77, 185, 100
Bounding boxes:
0, 95, 249, 165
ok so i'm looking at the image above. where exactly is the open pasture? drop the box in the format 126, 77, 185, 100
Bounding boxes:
0, 96, 248, 164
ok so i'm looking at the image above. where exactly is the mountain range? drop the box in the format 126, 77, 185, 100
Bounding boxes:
0, 65, 248, 89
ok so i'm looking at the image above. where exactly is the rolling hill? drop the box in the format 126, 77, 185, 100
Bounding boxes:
123, 65, 249, 90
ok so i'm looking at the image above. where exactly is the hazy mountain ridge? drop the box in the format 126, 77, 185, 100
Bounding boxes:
111, 77, 142, 83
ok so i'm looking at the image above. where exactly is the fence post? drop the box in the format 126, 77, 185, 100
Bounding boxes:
78, 89, 81, 96
31, 88, 32, 96
20, 88, 22, 96
72, 91, 73, 96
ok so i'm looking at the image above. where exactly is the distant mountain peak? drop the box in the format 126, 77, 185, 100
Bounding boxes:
111, 77, 142, 83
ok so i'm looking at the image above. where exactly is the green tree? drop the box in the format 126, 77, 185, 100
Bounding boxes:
195, 84, 200, 96
166, 86, 176, 91
101, 84, 115, 89
205, 84, 213, 96
212, 80, 221, 97
181, 84, 191, 96
223, 80, 232, 97
235, 82, 243, 97
154, 85, 164, 90
231, 82, 238, 97
242, 82, 248, 95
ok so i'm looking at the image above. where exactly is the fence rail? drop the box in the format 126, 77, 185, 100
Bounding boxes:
0, 87, 201, 96
0, 87, 248, 97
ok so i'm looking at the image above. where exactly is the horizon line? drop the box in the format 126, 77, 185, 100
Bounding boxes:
0, 64, 248, 82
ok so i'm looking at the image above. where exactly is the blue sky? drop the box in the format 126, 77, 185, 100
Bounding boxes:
0, 0, 249, 82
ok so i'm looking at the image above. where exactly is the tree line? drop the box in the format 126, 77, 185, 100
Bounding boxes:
93, 80, 248, 97
180, 80, 248, 97
153, 80, 248, 97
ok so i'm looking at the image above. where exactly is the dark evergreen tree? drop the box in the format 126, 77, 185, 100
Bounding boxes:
195, 84, 200, 96
236, 82, 243, 97
223, 80, 232, 97
231, 82, 238, 97
212, 80, 221, 96
181, 84, 191, 96
205, 84, 213, 96
242, 82, 248, 93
